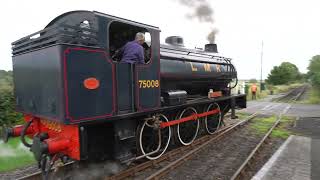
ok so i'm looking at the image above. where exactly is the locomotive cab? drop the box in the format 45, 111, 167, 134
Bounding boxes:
7, 10, 161, 164
108, 20, 160, 114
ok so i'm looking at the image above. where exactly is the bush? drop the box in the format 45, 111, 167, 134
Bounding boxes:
0, 90, 23, 126
0, 70, 23, 126
308, 55, 320, 87
266, 62, 301, 85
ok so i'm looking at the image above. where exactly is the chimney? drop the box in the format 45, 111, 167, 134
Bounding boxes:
204, 43, 218, 53
165, 36, 184, 47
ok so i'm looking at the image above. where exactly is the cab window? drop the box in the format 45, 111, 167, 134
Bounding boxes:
109, 21, 152, 64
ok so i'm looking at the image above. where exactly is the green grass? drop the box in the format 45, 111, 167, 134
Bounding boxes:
305, 87, 320, 104
250, 116, 276, 135
236, 112, 251, 119
249, 116, 294, 139
271, 116, 294, 139
0, 137, 35, 172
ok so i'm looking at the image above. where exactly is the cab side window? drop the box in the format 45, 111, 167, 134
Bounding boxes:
109, 21, 152, 64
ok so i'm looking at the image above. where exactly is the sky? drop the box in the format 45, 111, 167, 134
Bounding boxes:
0, 0, 319, 80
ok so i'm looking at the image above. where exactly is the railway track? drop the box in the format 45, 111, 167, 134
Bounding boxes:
16, 162, 74, 180
273, 85, 306, 102
230, 86, 305, 180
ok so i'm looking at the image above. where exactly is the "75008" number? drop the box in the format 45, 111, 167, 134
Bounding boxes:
138, 80, 160, 88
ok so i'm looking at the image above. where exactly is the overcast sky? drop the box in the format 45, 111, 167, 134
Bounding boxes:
0, 0, 319, 80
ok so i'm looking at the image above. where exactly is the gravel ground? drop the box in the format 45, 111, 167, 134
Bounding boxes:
0, 164, 38, 180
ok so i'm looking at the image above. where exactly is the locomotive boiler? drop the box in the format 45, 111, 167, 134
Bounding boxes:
160, 41, 236, 95
2, 10, 246, 176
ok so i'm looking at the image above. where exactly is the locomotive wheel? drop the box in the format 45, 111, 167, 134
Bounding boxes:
204, 102, 222, 135
139, 114, 171, 160
176, 107, 200, 146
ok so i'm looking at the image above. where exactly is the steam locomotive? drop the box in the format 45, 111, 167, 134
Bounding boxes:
3, 10, 246, 174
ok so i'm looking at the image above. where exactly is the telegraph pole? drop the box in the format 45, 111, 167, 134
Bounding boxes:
260, 41, 263, 92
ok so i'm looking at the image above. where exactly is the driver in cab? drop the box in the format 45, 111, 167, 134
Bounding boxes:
120, 32, 145, 64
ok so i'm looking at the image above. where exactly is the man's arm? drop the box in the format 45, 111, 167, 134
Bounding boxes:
137, 46, 145, 64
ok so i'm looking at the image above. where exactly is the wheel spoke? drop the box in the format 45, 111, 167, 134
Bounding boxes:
204, 103, 222, 135
139, 114, 171, 160
177, 107, 199, 146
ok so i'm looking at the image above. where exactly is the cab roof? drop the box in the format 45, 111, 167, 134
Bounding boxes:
46, 10, 160, 31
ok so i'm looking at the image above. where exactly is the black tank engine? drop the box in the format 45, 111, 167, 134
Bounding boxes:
4, 10, 246, 173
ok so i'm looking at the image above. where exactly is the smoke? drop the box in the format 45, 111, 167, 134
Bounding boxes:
18, 142, 30, 151
207, 28, 218, 43
187, 3, 214, 23
177, 0, 218, 43
54, 161, 125, 180
0, 140, 16, 157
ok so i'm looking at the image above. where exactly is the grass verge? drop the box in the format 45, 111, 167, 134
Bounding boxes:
0, 137, 35, 172
249, 115, 294, 139
236, 112, 252, 120
305, 87, 320, 104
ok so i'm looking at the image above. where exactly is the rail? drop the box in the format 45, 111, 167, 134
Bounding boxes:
16, 162, 74, 180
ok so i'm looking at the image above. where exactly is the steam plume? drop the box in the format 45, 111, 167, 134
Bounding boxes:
207, 28, 218, 43
177, 0, 218, 43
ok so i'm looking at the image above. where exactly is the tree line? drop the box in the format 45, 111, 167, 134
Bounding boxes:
266, 55, 320, 87
266, 62, 303, 85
